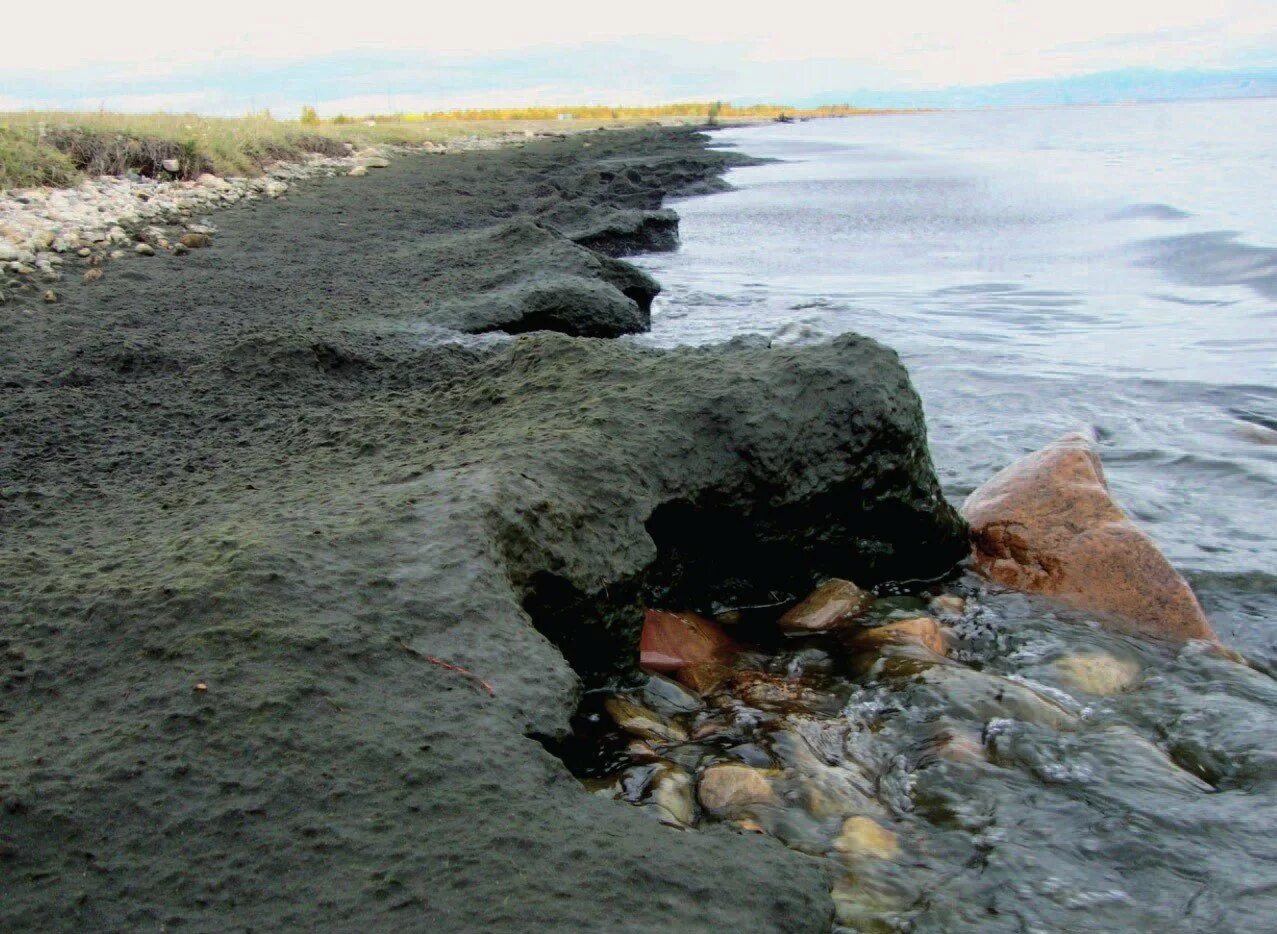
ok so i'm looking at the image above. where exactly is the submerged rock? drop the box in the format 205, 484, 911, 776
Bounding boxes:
604, 696, 689, 744
914, 666, 1079, 730
925, 722, 989, 765
730, 672, 842, 716
963, 434, 1216, 642
646, 764, 697, 826
640, 672, 706, 714
698, 763, 779, 816
1053, 651, 1141, 696
834, 816, 900, 860
778, 578, 873, 633
850, 616, 948, 656
929, 594, 967, 617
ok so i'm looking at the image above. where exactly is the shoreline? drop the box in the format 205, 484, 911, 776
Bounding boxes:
0, 124, 965, 930
0, 127, 607, 286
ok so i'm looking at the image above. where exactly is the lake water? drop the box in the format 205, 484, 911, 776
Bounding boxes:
637, 98, 1277, 663
588, 100, 1277, 931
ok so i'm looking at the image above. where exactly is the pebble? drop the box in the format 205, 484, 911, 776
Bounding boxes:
42, 289, 57, 303
1053, 651, 1141, 696
179, 233, 212, 249
640, 673, 705, 715
348, 165, 368, 177
929, 594, 967, 617
647, 765, 696, 826
778, 578, 873, 632
135, 243, 155, 256
850, 616, 948, 656
833, 816, 900, 860
161, 158, 180, 173
697, 763, 778, 815
604, 696, 688, 744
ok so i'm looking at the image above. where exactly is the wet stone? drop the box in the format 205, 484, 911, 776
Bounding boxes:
1053, 651, 1141, 696
552, 570, 1242, 932
603, 696, 688, 744
778, 578, 874, 633
697, 763, 779, 816
850, 616, 948, 657
834, 816, 900, 861
640, 609, 737, 675
640, 673, 705, 715
645, 764, 697, 827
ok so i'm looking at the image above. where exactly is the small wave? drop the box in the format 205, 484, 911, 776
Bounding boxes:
1111, 202, 1192, 221
1134, 231, 1277, 300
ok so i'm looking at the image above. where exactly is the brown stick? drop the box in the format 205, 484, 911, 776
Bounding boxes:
399, 640, 496, 698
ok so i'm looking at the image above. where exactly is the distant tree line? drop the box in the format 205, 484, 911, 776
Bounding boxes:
308, 102, 871, 124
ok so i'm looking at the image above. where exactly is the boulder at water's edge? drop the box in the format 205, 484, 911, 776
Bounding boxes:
962, 433, 1216, 642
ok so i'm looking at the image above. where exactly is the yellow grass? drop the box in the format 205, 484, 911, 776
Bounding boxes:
0, 103, 870, 190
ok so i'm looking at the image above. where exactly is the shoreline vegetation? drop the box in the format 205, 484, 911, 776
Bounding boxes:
0, 102, 876, 190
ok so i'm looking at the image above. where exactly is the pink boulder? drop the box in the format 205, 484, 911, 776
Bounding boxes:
962, 433, 1216, 642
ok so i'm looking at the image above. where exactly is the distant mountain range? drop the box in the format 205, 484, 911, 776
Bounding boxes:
805, 68, 1277, 110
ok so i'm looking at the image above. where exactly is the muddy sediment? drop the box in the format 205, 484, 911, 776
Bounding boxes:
0, 128, 968, 929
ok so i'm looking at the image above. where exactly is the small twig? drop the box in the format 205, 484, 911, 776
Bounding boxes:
398, 640, 496, 698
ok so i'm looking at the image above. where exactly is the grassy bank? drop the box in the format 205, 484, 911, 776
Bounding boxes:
0, 113, 696, 190
0, 103, 869, 191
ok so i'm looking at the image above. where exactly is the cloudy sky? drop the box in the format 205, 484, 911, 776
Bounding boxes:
3, 0, 1276, 114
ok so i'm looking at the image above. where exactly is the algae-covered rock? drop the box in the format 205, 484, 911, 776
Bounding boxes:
417, 218, 660, 337
565, 207, 680, 256
0, 126, 962, 932
435, 274, 649, 338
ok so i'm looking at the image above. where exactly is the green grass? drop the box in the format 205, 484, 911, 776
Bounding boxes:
0, 111, 730, 191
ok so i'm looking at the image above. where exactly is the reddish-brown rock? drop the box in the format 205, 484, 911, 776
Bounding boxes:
639, 609, 737, 674
963, 433, 1215, 642
777, 578, 873, 633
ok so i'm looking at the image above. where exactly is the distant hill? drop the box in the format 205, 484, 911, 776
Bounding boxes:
805, 68, 1277, 110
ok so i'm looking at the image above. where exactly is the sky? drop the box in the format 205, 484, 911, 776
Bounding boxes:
2, 0, 1276, 114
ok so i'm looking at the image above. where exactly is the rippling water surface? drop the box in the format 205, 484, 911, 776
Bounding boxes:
636, 98, 1277, 662
595, 100, 1277, 930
